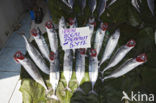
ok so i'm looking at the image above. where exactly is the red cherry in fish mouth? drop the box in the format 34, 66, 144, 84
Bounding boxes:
89, 22, 96, 27
89, 49, 97, 57
126, 39, 136, 47
31, 28, 38, 36
101, 22, 108, 31
49, 51, 55, 61
79, 48, 86, 55
45, 21, 53, 29
136, 53, 147, 62
68, 18, 74, 25
14, 51, 25, 63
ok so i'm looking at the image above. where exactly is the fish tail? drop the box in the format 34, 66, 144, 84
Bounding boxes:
75, 87, 85, 94
88, 89, 98, 95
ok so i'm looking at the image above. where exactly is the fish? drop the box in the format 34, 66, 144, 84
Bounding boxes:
97, 0, 106, 18
75, 48, 86, 93
101, 53, 147, 82
14, 51, 48, 91
48, 52, 60, 100
79, 0, 86, 14
88, 0, 97, 15
63, 50, 73, 91
147, 0, 155, 15
94, 22, 108, 55
62, 0, 71, 8
59, 17, 67, 47
87, 17, 96, 40
21, 34, 50, 75
31, 28, 50, 61
88, 49, 98, 95
99, 29, 120, 66
45, 21, 58, 53
68, 17, 77, 58
101, 39, 136, 75
68, 0, 75, 9
107, 0, 117, 8
131, 0, 141, 13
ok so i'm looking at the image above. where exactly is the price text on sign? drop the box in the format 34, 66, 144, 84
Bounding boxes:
61, 27, 91, 50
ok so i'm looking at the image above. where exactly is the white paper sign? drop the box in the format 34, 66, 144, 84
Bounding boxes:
60, 27, 91, 50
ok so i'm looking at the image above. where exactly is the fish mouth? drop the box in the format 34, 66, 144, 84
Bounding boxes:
49, 51, 55, 61
68, 18, 75, 25
31, 28, 38, 36
126, 39, 136, 47
14, 51, 25, 62
101, 22, 108, 31
45, 21, 53, 29
136, 53, 147, 62
89, 48, 97, 57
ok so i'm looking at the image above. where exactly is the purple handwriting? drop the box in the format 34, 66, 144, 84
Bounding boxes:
63, 28, 88, 48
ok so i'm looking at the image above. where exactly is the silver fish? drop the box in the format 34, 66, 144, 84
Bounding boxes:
101, 40, 136, 75
87, 17, 96, 40
59, 17, 67, 47
99, 29, 120, 66
79, 0, 86, 12
88, 0, 97, 15
14, 51, 48, 91
89, 49, 98, 95
102, 53, 147, 82
97, 0, 106, 18
107, 0, 117, 8
31, 28, 50, 61
147, 0, 154, 15
45, 21, 58, 53
22, 35, 49, 75
75, 48, 86, 93
68, 0, 75, 9
131, 0, 141, 13
49, 52, 60, 100
62, 0, 71, 8
94, 22, 108, 55
63, 50, 73, 91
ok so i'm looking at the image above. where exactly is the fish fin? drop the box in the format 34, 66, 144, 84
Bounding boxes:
65, 87, 72, 92
75, 87, 85, 94
47, 95, 59, 100
88, 90, 98, 95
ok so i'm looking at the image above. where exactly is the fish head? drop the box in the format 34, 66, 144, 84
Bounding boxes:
126, 39, 136, 47
31, 28, 39, 37
136, 53, 147, 62
79, 48, 86, 55
112, 29, 120, 39
14, 51, 25, 63
89, 48, 97, 57
45, 20, 53, 29
49, 51, 55, 61
101, 22, 108, 31
68, 17, 75, 25
89, 17, 96, 26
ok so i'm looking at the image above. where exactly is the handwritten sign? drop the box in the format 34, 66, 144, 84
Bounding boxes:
60, 27, 91, 50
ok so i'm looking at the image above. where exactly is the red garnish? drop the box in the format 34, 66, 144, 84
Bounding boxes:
89, 49, 97, 57
14, 51, 25, 63
90, 22, 96, 27
31, 28, 38, 36
101, 22, 108, 31
49, 51, 55, 61
126, 39, 136, 47
79, 48, 86, 55
68, 18, 74, 25
45, 21, 53, 29
136, 53, 147, 62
